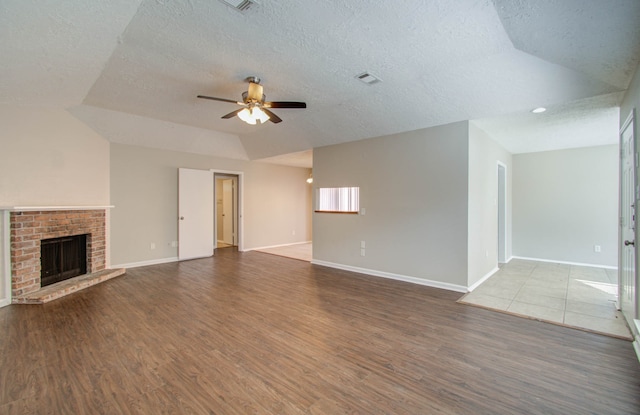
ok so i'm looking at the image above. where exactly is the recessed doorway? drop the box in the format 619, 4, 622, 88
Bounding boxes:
215, 174, 239, 249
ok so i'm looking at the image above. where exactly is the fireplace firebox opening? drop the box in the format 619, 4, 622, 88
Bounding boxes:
40, 234, 88, 287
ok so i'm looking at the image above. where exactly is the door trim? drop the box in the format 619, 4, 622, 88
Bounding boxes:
618, 108, 638, 330
497, 161, 507, 264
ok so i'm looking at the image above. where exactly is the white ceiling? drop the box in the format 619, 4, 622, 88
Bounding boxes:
2, 0, 640, 167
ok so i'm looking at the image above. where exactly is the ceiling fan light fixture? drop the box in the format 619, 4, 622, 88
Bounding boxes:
253, 107, 270, 123
237, 106, 270, 125
531, 107, 547, 114
238, 108, 256, 124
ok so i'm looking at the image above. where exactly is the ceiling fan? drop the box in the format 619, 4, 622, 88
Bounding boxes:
197, 76, 306, 124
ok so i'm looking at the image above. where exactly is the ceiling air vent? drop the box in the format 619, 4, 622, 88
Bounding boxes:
355, 72, 382, 85
219, 0, 256, 12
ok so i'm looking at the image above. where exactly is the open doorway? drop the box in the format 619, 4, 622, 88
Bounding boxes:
215, 174, 239, 249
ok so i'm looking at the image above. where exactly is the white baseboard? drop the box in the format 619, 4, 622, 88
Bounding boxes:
468, 267, 500, 292
311, 259, 467, 293
511, 256, 617, 270
112, 257, 179, 269
247, 241, 312, 251
0, 298, 11, 308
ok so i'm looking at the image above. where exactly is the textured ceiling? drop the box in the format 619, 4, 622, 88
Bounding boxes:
2, 0, 640, 166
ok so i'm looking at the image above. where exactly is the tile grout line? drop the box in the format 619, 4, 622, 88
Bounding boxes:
506, 262, 537, 311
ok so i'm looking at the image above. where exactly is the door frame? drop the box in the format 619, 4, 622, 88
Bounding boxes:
497, 161, 507, 264
618, 109, 639, 332
212, 169, 244, 251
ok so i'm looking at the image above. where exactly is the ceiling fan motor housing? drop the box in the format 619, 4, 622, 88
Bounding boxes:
246, 81, 264, 102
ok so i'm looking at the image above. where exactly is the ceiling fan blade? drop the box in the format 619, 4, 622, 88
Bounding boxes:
263, 101, 307, 109
197, 95, 242, 105
261, 108, 282, 123
221, 109, 243, 119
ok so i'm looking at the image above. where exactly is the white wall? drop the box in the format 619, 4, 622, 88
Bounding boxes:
513, 145, 619, 266
110, 143, 312, 266
468, 123, 512, 287
0, 106, 110, 206
313, 121, 469, 289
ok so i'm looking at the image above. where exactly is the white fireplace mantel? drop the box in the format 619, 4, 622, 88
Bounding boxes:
0, 205, 115, 212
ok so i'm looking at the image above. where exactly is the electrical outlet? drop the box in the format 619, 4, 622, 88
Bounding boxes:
594, 245, 601, 253
361, 240, 366, 249
150, 243, 156, 250
360, 248, 366, 257
292, 230, 296, 236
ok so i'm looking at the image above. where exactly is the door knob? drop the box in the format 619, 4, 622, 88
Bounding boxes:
180, 216, 184, 220
624, 240, 635, 246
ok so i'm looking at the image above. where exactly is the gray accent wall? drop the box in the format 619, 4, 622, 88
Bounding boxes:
313, 121, 470, 287
513, 145, 619, 266
110, 143, 312, 266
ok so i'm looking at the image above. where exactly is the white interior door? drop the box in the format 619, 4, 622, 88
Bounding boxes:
178, 168, 214, 260
620, 110, 638, 329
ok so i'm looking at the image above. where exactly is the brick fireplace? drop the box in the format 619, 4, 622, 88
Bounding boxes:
10, 210, 106, 298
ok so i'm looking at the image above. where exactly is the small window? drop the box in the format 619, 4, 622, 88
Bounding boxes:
315, 187, 359, 214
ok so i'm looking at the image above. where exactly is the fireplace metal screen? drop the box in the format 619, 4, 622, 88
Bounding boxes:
40, 234, 88, 287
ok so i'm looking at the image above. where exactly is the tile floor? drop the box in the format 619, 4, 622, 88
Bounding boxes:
459, 259, 632, 339
255, 242, 312, 262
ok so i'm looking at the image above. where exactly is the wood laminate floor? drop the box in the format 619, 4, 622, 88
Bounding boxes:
1, 249, 640, 414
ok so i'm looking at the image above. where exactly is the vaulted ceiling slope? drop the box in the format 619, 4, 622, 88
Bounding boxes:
2, 0, 639, 166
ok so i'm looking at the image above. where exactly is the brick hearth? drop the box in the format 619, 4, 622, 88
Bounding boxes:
10, 210, 107, 299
